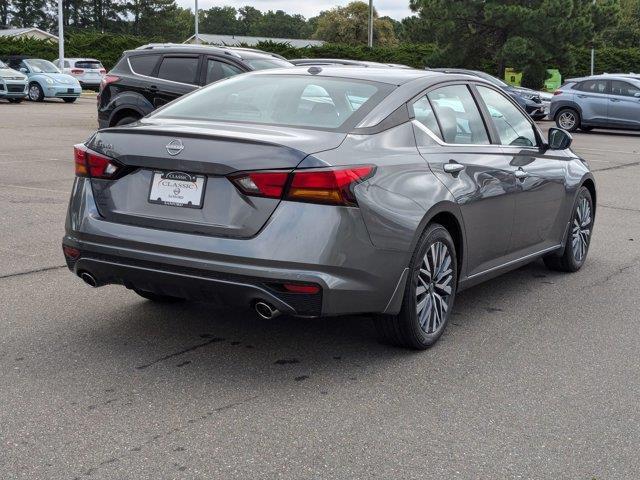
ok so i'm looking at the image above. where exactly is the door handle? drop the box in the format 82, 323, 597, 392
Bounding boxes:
577, 94, 587, 98
514, 169, 529, 180
443, 162, 465, 175
610, 98, 620, 102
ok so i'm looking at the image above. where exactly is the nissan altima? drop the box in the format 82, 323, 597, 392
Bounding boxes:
63, 67, 596, 349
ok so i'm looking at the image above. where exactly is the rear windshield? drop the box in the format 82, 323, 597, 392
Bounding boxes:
75, 61, 103, 69
154, 74, 391, 131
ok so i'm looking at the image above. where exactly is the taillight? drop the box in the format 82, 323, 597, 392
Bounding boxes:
229, 166, 374, 207
230, 171, 290, 199
282, 283, 320, 294
553, 90, 563, 96
99, 74, 119, 92
71, 69, 84, 74
287, 166, 373, 206
74, 144, 121, 179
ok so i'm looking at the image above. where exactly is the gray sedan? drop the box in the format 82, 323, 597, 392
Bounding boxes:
63, 67, 596, 349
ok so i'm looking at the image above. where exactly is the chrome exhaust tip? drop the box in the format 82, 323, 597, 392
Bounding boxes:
254, 301, 280, 320
79, 272, 98, 288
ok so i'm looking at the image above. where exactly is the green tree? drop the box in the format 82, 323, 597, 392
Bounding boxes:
251, 10, 309, 38
200, 6, 239, 35
313, 1, 397, 46
9, 0, 48, 28
237, 5, 262, 35
409, 0, 618, 88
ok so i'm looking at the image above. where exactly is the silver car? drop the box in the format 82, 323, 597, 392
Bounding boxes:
63, 67, 596, 349
0, 60, 28, 102
551, 74, 640, 132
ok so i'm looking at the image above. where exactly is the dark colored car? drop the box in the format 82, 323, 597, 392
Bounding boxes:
430, 68, 547, 120
551, 74, 640, 132
98, 43, 293, 128
64, 67, 596, 350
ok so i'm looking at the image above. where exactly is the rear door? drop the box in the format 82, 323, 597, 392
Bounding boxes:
574, 79, 610, 125
412, 83, 518, 277
608, 79, 640, 129
149, 54, 200, 108
475, 84, 568, 258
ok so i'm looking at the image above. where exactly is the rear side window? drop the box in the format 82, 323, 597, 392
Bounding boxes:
427, 84, 490, 145
157, 56, 199, 84
412, 95, 442, 140
129, 54, 160, 76
477, 86, 537, 147
576, 80, 608, 94
610, 80, 640, 97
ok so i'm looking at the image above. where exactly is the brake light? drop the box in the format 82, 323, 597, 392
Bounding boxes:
282, 283, 320, 294
554, 90, 564, 96
99, 74, 119, 92
230, 171, 290, 199
71, 69, 84, 74
74, 144, 121, 179
287, 166, 374, 206
229, 166, 374, 206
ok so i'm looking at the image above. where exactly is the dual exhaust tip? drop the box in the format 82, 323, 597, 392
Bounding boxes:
79, 271, 281, 320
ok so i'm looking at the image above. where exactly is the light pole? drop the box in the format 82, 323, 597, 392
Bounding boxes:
58, 0, 64, 68
194, 0, 199, 44
590, 0, 596, 75
367, 0, 373, 47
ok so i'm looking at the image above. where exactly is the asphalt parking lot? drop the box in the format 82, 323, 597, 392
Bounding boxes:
1, 98, 639, 479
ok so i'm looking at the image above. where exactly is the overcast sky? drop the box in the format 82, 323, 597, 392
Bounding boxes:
176, 1, 413, 20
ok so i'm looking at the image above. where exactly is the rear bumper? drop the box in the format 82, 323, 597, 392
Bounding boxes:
63, 178, 408, 317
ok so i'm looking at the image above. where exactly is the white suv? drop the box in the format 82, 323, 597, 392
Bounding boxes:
54, 58, 105, 91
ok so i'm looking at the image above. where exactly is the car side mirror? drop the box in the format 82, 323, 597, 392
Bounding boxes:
548, 127, 572, 150
634, 92, 640, 98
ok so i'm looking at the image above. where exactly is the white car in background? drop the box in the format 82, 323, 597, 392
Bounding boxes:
54, 58, 106, 91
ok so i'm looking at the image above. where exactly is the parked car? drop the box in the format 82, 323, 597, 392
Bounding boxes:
64, 67, 596, 350
551, 74, 640, 132
429, 68, 547, 120
2, 56, 81, 103
98, 43, 293, 128
291, 58, 410, 68
54, 57, 106, 90
0, 59, 28, 102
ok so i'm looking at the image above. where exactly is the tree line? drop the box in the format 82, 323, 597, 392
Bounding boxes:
1, 1, 639, 87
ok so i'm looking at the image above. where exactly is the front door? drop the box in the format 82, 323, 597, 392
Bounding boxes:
608, 79, 640, 129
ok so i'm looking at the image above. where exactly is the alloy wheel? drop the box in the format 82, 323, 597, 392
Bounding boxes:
29, 85, 40, 101
558, 111, 576, 130
416, 241, 453, 334
572, 197, 592, 262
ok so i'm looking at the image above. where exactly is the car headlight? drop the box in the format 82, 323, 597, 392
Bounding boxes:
45, 77, 54, 85
520, 93, 535, 100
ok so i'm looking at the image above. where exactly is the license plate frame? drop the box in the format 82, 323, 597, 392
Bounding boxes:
148, 171, 207, 209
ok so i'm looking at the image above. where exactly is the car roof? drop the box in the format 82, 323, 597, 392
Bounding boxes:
567, 74, 640, 82
130, 43, 281, 61
250, 65, 475, 86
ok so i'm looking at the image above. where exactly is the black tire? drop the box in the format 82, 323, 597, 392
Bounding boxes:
28, 82, 44, 102
555, 107, 580, 132
115, 116, 139, 126
8, 98, 24, 103
63, 97, 77, 103
133, 289, 185, 303
374, 223, 458, 349
544, 186, 594, 272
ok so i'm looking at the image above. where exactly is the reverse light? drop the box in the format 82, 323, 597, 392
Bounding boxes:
229, 166, 374, 207
74, 144, 121, 179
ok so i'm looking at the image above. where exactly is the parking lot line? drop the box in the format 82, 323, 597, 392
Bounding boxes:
0, 183, 68, 194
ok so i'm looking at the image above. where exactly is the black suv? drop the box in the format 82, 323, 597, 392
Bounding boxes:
98, 44, 293, 128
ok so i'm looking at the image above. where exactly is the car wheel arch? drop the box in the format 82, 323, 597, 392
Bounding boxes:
109, 106, 144, 127
580, 175, 597, 217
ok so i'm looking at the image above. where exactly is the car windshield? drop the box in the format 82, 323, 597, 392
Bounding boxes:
75, 61, 103, 69
245, 58, 293, 70
154, 74, 390, 131
24, 59, 60, 73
